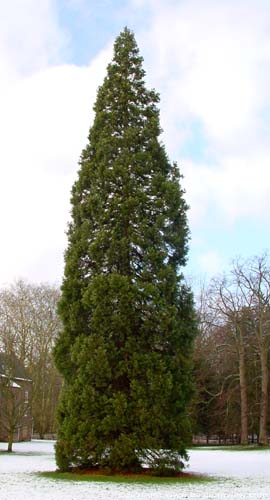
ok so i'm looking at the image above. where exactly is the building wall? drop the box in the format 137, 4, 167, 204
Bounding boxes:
0, 378, 33, 442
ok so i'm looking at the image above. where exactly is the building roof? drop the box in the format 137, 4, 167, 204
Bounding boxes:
0, 352, 32, 382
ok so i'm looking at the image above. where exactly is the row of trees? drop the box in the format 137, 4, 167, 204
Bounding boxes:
194, 253, 270, 445
0, 280, 62, 444
1, 254, 269, 452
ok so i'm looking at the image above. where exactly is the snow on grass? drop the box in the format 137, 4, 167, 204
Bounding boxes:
1, 440, 270, 499
188, 447, 270, 478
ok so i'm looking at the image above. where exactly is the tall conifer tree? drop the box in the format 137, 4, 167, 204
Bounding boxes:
54, 28, 196, 474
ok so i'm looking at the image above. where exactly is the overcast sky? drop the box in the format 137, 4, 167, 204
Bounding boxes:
1, 0, 270, 287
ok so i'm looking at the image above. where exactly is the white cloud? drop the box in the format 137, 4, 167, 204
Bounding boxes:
184, 150, 270, 229
141, 0, 270, 146
1, 0, 270, 284
136, 0, 270, 227
0, 0, 112, 286
198, 250, 224, 276
0, 0, 67, 78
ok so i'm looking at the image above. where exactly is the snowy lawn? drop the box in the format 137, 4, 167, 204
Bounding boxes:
1, 440, 270, 499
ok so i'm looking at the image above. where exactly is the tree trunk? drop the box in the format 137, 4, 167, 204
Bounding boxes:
259, 348, 269, 445
7, 428, 14, 452
239, 337, 248, 445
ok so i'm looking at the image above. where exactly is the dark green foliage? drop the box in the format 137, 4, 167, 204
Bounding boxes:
54, 27, 196, 474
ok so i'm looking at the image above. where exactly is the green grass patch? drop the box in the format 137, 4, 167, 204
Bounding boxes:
39, 470, 213, 485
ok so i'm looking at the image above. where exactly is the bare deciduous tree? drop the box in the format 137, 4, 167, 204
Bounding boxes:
194, 253, 270, 445
206, 275, 250, 445
0, 280, 62, 439
232, 254, 270, 445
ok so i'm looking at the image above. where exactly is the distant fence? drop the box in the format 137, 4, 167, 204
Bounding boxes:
31, 432, 266, 445
32, 433, 57, 440
192, 434, 262, 445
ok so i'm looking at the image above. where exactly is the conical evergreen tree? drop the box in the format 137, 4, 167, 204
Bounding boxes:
54, 27, 197, 474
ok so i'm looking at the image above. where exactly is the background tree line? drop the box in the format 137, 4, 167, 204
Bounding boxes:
1, 253, 270, 447
0, 280, 62, 439
193, 253, 270, 445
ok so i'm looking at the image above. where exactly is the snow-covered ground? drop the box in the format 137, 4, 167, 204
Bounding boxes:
1, 440, 270, 500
